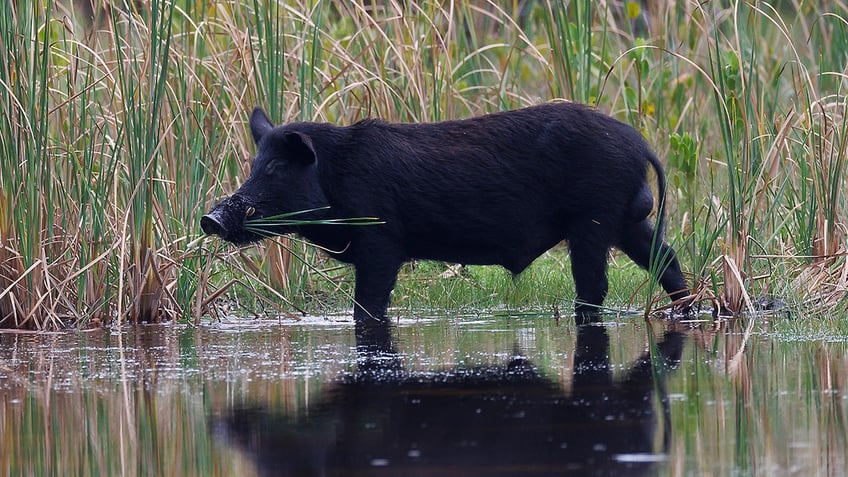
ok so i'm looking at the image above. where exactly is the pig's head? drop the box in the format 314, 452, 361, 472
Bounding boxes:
201, 108, 330, 245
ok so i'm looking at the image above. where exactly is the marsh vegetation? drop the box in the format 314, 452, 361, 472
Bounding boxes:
1, 0, 847, 328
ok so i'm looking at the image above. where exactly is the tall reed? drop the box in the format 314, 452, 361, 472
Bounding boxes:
1, 2, 60, 328
1, 0, 846, 329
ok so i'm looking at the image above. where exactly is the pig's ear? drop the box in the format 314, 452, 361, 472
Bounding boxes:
283, 131, 317, 165
250, 107, 274, 144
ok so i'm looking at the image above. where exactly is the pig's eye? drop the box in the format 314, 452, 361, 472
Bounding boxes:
264, 160, 279, 175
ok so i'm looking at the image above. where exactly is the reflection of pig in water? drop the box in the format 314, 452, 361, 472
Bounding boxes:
212, 324, 686, 477
202, 103, 689, 322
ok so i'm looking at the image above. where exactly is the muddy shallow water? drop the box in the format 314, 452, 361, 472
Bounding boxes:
1, 313, 846, 476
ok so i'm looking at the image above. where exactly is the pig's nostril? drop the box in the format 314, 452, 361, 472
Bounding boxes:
201, 215, 225, 236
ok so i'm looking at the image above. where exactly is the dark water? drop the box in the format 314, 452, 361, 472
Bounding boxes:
1, 314, 846, 476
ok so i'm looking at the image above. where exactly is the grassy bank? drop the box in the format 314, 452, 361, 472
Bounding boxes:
1, 0, 846, 329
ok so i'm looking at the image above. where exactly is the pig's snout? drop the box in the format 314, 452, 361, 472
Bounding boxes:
201, 195, 267, 245
201, 211, 226, 236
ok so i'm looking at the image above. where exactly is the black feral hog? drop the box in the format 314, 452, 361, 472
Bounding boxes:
201, 102, 689, 322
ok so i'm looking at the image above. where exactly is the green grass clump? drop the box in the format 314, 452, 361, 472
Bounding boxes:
1, 0, 847, 329
293, 247, 671, 319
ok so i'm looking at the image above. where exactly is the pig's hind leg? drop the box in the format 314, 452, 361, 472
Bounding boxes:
618, 219, 689, 304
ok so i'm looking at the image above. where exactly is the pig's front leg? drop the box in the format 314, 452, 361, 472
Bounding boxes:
352, 255, 403, 323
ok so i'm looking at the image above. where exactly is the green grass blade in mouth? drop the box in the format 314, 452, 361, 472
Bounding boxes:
246, 217, 385, 228
252, 206, 332, 221
244, 206, 383, 227
242, 226, 279, 239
